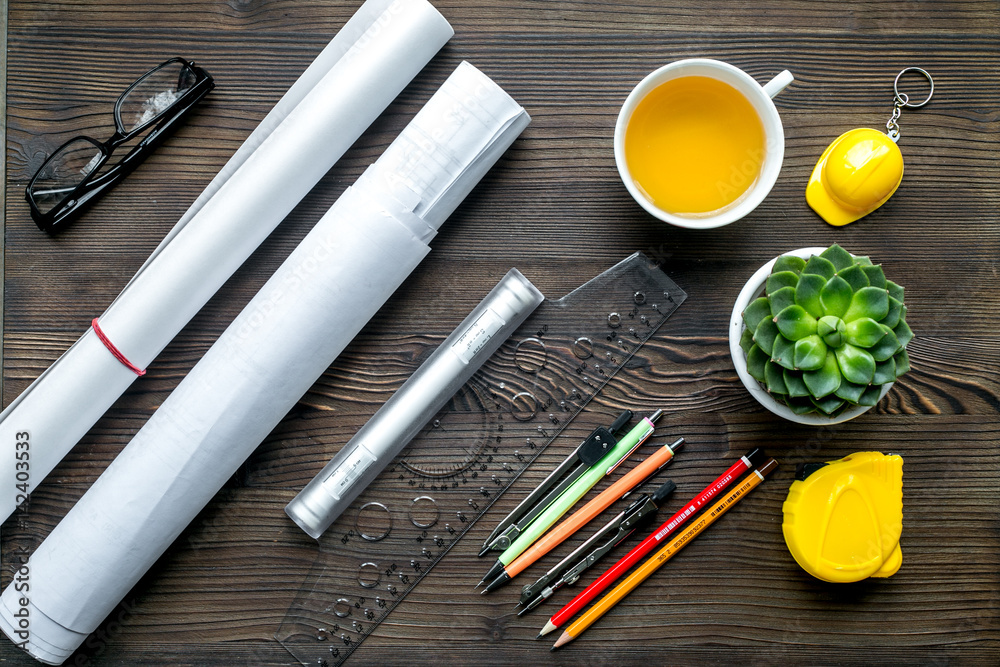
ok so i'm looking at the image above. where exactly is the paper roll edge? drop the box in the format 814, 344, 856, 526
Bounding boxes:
0, 587, 85, 665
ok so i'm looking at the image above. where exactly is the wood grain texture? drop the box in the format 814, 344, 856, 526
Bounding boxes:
0, 0, 5, 401
2, 0, 999, 665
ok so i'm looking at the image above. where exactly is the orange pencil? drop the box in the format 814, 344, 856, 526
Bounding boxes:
552, 458, 778, 649
483, 438, 683, 593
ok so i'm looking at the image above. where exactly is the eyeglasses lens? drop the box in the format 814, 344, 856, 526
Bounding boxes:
117, 60, 198, 134
28, 138, 104, 215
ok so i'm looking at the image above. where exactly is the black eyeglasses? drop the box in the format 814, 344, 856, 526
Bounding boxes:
26, 57, 214, 234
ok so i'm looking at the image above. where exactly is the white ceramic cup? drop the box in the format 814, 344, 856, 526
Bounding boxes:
614, 59, 794, 229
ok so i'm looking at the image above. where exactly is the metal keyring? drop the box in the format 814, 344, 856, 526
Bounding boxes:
893, 67, 934, 108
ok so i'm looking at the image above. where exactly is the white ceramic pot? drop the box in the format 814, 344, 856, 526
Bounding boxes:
729, 247, 892, 425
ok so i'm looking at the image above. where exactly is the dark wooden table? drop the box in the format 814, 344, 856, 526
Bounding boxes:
2, 1, 998, 665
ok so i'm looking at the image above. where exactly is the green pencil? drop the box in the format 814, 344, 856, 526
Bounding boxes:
479, 410, 663, 588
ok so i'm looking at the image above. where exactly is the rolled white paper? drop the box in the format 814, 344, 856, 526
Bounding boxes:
0, 0, 453, 522
0, 61, 529, 665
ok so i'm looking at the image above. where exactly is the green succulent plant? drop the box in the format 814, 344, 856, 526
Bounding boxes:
740, 244, 912, 416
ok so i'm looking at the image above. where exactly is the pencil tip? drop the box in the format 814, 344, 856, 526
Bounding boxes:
484, 572, 511, 593
552, 631, 572, 649
480, 560, 504, 587
539, 620, 556, 637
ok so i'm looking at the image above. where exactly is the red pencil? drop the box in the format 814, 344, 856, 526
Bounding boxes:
538, 448, 768, 637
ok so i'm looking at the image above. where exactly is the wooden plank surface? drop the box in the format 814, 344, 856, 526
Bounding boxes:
2, 0, 999, 665
0, 0, 6, 397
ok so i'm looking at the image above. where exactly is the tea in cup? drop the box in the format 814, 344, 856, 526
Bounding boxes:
614, 59, 793, 229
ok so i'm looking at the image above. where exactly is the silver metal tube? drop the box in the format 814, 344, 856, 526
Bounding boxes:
286, 269, 544, 539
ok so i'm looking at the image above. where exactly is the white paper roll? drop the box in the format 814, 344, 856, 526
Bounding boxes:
0, 61, 529, 665
0, 0, 454, 522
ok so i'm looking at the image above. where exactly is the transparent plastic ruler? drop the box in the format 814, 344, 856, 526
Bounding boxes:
275, 252, 686, 665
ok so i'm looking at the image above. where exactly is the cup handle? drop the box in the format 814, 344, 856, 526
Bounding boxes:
762, 70, 794, 98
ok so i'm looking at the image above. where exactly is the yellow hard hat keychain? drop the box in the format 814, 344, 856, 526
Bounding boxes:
807, 68, 934, 226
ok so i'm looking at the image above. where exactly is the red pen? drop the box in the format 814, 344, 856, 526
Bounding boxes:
538, 448, 769, 637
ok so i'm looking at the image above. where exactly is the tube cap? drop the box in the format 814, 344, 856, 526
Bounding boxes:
651, 479, 677, 506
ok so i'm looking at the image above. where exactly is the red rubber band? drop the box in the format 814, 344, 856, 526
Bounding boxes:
91, 318, 146, 377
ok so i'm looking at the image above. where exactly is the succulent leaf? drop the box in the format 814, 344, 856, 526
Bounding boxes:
769, 286, 797, 317
811, 395, 846, 415
788, 397, 819, 414
857, 385, 882, 406
765, 360, 789, 394
771, 334, 796, 369
873, 357, 896, 385
754, 317, 780, 356
844, 317, 887, 348
820, 244, 855, 271
767, 271, 800, 295
776, 305, 818, 341
894, 348, 911, 375
783, 369, 810, 397
894, 319, 914, 347
802, 255, 837, 280
819, 275, 853, 318
795, 273, 827, 318
854, 255, 874, 266
838, 264, 870, 293
743, 297, 771, 332
816, 315, 845, 347
886, 280, 904, 302
835, 343, 876, 385
803, 350, 841, 398
793, 335, 828, 371
883, 296, 903, 329
747, 344, 768, 382
843, 286, 889, 322
817, 315, 840, 337
773, 255, 807, 275
834, 380, 866, 403
869, 328, 901, 361
739, 327, 755, 355
862, 264, 887, 288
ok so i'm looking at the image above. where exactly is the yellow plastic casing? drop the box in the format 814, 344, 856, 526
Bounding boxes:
806, 128, 904, 226
782, 452, 903, 583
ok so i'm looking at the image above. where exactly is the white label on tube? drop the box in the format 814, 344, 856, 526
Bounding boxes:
451, 307, 506, 363
322, 444, 378, 500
